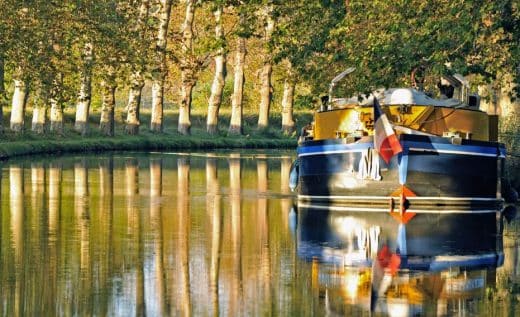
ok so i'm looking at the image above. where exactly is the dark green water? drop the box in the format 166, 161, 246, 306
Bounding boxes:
0, 150, 518, 316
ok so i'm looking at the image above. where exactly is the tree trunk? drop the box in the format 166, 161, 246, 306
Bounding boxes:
257, 5, 275, 130
125, 0, 150, 136
229, 34, 246, 135
281, 78, 296, 135
49, 73, 64, 134
99, 76, 116, 136
178, 0, 196, 135
10, 72, 28, 133
150, 0, 173, 133
74, 43, 94, 136
0, 55, 5, 134
178, 78, 194, 135
207, 6, 226, 135
150, 74, 165, 133
125, 71, 144, 135
31, 100, 47, 134
258, 63, 273, 130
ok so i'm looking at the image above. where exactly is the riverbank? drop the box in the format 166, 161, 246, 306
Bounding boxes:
0, 109, 306, 160
0, 133, 298, 160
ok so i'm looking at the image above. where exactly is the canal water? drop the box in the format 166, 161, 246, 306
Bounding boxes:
0, 150, 518, 316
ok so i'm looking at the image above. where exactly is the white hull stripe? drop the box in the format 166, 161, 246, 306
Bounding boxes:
297, 202, 499, 214
298, 195, 500, 202
408, 147, 503, 158
298, 143, 372, 157
298, 149, 366, 157
298, 141, 505, 158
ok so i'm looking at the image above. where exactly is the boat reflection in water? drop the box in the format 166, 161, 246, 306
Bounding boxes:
294, 203, 504, 316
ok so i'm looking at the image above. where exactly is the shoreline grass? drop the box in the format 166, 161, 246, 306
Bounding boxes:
0, 108, 309, 160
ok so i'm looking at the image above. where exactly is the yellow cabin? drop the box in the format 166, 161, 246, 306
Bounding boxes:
307, 88, 498, 143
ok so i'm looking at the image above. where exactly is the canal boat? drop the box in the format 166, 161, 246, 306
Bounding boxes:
291, 70, 507, 212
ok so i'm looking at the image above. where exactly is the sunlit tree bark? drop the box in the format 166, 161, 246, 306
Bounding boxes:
281, 64, 295, 134
150, 0, 173, 133
207, 6, 226, 135
125, 0, 150, 135
49, 73, 64, 134
178, 0, 196, 135
257, 4, 275, 130
229, 22, 246, 135
0, 54, 5, 134
31, 96, 47, 134
10, 69, 28, 133
99, 66, 116, 136
125, 71, 144, 135
74, 43, 94, 136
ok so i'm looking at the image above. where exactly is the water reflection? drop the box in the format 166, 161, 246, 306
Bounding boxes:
295, 204, 505, 316
0, 151, 518, 316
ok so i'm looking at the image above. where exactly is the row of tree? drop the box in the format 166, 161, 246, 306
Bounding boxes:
0, 0, 518, 137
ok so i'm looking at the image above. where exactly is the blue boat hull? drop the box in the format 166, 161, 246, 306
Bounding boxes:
296, 134, 506, 210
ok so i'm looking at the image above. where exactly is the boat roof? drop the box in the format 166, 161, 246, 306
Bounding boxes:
332, 88, 463, 107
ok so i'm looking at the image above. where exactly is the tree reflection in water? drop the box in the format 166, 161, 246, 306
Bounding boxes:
0, 151, 518, 316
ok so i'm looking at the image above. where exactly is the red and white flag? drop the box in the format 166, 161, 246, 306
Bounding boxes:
373, 97, 402, 163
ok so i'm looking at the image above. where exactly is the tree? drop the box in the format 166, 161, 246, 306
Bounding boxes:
6, 3, 39, 134
99, 65, 117, 136
0, 54, 5, 134
74, 43, 94, 135
125, 0, 152, 135
228, 13, 246, 135
49, 73, 65, 134
326, 0, 519, 98
31, 87, 48, 134
206, 2, 227, 135
227, 1, 256, 135
177, 0, 197, 135
10, 67, 28, 133
280, 61, 295, 134
95, 1, 145, 136
272, 0, 345, 96
41, 2, 76, 135
256, 1, 275, 130
469, 1, 520, 120
150, 0, 174, 133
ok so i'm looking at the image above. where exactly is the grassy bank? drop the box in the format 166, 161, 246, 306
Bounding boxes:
0, 108, 311, 160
